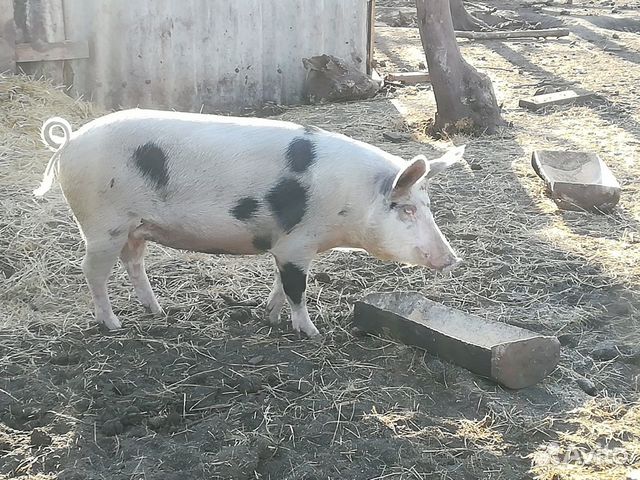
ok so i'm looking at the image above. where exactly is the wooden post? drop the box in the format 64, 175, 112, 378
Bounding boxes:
0, 0, 16, 74
366, 0, 376, 75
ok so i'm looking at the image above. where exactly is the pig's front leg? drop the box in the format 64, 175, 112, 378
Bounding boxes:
271, 251, 319, 338
266, 271, 286, 325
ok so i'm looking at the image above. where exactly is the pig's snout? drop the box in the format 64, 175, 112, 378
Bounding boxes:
421, 251, 462, 272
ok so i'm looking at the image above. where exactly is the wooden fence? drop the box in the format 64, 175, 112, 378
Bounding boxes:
0, 0, 375, 111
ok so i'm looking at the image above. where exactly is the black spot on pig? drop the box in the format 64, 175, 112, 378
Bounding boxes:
286, 137, 316, 173
279, 263, 306, 305
304, 125, 321, 135
133, 142, 169, 190
231, 197, 260, 221
266, 178, 308, 232
252, 235, 272, 252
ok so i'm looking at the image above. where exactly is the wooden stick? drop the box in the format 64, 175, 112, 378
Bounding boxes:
455, 28, 570, 40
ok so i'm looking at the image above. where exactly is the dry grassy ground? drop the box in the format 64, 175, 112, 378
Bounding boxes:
1, 1, 639, 479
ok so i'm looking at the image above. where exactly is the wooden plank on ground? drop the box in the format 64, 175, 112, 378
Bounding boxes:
0, 0, 16, 73
519, 90, 597, 111
15, 41, 89, 63
386, 71, 430, 84
455, 28, 570, 40
353, 292, 560, 389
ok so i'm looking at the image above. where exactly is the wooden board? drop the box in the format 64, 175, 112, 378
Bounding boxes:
531, 150, 621, 212
15, 41, 89, 63
353, 292, 560, 389
456, 28, 570, 40
0, 0, 16, 73
519, 90, 597, 111
385, 71, 430, 84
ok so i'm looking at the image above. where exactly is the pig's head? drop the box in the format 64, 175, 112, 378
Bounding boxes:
365, 145, 465, 271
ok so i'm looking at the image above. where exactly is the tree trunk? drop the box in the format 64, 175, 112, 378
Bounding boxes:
415, 0, 504, 136
449, 0, 489, 31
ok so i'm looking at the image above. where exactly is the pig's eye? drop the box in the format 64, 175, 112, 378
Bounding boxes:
403, 205, 417, 216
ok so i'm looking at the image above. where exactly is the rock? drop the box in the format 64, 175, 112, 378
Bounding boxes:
121, 406, 143, 426
613, 33, 620, 39
383, 131, 411, 143
247, 355, 264, 365
30, 428, 52, 447
302, 54, 381, 104
314, 272, 332, 284
591, 342, 625, 361
576, 377, 597, 396
101, 419, 124, 437
235, 375, 262, 394
229, 308, 253, 323
557, 334, 578, 347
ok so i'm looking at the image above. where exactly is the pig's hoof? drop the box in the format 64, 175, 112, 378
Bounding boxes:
100, 314, 122, 330
265, 304, 283, 325
292, 321, 320, 339
308, 332, 324, 343
146, 304, 163, 315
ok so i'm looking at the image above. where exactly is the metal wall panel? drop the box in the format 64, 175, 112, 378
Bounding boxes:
54, 0, 369, 111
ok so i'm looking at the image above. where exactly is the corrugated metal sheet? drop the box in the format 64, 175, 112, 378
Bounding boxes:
56, 0, 369, 111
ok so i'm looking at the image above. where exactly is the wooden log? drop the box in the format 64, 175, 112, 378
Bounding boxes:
455, 28, 570, 40
0, 0, 16, 73
353, 292, 560, 389
385, 71, 430, 84
15, 40, 89, 62
519, 90, 597, 111
531, 150, 621, 212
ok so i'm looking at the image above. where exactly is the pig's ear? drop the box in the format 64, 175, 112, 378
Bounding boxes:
426, 145, 465, 179
391, 156, 427, 199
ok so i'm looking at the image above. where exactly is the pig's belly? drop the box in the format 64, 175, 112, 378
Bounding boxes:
132, 220, 262, 255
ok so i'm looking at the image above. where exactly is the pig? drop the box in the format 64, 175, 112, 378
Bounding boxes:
34, 109, 463, 337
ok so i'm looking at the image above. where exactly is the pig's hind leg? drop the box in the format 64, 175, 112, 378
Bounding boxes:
80, 227, 129, 330
120, 236, 162, 314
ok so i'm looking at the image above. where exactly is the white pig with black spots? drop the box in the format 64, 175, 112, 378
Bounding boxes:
35, 109, 464, 337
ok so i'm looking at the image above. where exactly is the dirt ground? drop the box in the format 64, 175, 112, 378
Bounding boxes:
1, 1, 640, 479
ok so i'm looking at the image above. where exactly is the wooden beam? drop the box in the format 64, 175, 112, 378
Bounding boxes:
386, 71, 430, 84
455, 28, 570, 40
354, 292, 561, 389
519, 89, 597, 111
0, 0, 16, 73
15, 40, 89, 63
